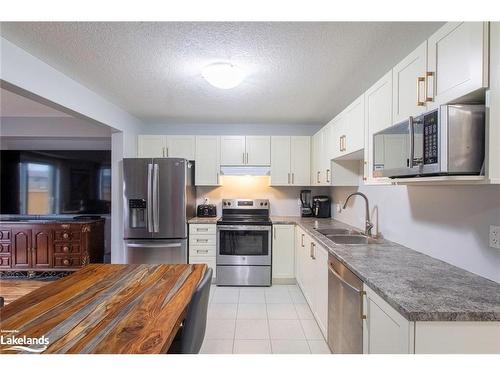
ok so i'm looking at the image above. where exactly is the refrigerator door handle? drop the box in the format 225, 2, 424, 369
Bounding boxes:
153, 163, 160, 233
147, 163, 154, 233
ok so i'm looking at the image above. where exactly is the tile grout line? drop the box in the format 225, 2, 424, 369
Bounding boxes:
231, 288, 240, 354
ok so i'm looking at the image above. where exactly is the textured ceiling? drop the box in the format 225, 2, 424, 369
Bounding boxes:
0, 22, 444, 125
0, 88, 72, 117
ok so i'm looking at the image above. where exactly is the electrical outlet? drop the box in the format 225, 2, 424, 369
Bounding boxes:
490, 225, 500, 249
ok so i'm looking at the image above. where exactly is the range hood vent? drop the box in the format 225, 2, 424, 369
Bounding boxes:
219, 166, 271, 176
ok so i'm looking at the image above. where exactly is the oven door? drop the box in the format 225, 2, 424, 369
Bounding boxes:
217, 225, 272, 266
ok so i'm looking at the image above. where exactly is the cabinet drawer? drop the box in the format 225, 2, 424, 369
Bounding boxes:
190, 224, 216, 235
0, 229, 12, 241
53, 256, 81, 268
189, 235, 216, 246
0, 242, 11, 253
189, 245, 216, 257
0, 255, 11, 268
54, 243, 81, 254
189, 256, 216, 278
54, 230, 81, 242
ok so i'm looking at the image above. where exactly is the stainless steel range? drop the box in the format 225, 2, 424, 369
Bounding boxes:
216, 199, 272, 286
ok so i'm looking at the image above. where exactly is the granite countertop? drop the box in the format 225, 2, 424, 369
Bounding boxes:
271, 216, 500, 322
188, 216, 220, 224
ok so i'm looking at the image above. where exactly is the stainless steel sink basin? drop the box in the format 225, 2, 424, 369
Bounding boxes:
326, 234, 383, 245
315, 228, 363, 236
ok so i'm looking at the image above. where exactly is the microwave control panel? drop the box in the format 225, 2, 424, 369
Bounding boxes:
423, 111, 439, 165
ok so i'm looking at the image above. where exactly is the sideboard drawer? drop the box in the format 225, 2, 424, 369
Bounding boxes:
54, 243, 81, 254
54, 256, 81, 268
54, 230, 81, 242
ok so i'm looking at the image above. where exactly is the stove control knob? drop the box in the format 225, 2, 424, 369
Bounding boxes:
260, 202, 264, 206
264, 202, 268, 206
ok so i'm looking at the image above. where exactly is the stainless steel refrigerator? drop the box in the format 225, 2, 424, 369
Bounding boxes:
123, 158, 195, 264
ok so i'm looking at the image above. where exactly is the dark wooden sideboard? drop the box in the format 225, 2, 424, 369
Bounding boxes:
0, 219, 104, 273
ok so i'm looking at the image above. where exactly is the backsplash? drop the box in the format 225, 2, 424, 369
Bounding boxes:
196, 176, 329, 217
330, 184, 500, 283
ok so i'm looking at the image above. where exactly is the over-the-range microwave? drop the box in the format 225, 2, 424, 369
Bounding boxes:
373, 104, 485, 178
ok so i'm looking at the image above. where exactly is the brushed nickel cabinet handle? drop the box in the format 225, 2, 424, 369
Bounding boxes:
425, 71, 434, 102
301, 233, 305, 247
326, 169, 330, 183
242, 152, 245, 164
196, 239, 209, 243
292, 173, 295, 184
196, 249, 209, 254
196, 228, 209, 232
288, 173, 290, 184
317, 171, 320, 184
417, 76, 426, 106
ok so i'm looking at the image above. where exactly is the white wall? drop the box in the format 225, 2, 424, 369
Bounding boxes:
197, 176, 329, 217
144, 123, 321, 136
330, 183, 500, 283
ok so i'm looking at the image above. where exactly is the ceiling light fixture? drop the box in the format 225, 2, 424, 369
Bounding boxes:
202, 63, 245, 89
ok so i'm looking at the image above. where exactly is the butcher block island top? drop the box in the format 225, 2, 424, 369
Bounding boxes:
0, 263, 207, 354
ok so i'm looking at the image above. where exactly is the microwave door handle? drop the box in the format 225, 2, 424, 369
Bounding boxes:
147, 163, 153, 233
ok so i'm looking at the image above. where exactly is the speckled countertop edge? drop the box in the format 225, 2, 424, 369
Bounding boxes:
271, 216, 500, 322
188, 216, 220, 224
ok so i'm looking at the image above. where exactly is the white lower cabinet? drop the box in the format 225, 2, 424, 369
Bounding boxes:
363, 284, 414, 354
189, 224, 217, 280
272, 224, 295, 280
295, 226, 328, 338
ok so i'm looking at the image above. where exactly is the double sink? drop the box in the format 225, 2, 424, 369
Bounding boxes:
315, 228, 383, 245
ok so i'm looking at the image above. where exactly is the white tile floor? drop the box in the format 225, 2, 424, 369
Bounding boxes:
200, 284, 332, 354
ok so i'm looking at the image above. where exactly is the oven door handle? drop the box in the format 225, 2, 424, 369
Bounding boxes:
217, 225, 271, 231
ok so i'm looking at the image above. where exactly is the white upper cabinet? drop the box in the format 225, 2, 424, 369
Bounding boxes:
290, 136, 311, 186
246, 136, 271, 165
426, 22, 489, 108
271, 136, 310, 186
137, 135, 166, 158
137, 135, 195, 159
392, 41, 428, 124
165, 135, 195, 160
311, 128, 331, 186
195, 136, 220, 186
220, 136, 270, 165
364, 70, 393, 184
342, 93, 365, 155
220, 136, 246, 165
270, 136, 291, 185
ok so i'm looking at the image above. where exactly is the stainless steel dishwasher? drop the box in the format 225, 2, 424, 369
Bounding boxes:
327, 254, 365, 354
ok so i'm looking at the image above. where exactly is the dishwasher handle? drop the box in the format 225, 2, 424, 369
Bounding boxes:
329, 262, 367, 320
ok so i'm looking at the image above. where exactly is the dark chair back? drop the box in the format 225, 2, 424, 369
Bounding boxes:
170, 267, 212, 354
0, 297, 4, 308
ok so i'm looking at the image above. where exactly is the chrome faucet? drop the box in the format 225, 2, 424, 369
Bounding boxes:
342, 192, 374, 237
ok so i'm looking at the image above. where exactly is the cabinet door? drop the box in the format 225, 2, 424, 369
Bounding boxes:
195, 136, 220, 185
313, 244, 329, 337
302, 237, 316, 307
295, 227, 306, 289
321, 126, 332, 185
220, 136, 246, 165
32, 227, 53, 268
344, 93, 365, 154
364, 70, 393, 184
270, 136, 291, 185
272, 224, 295, 279
311, 132, 320, 186
166, 136, 195, 160
427, 22, 488, 108
329, 116, 343, 160
246, 136, 271, 165
137, 135, 166, 158
392, 41, 427, 124
12, 228, 32, 268
290, 136, 311, 185
363, 285, 414, 354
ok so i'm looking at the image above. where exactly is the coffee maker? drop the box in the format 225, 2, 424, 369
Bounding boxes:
312, 195, 331, 218
300, 190, 313, 217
